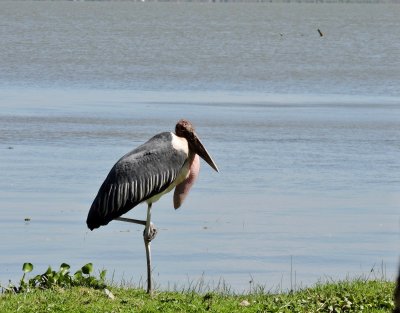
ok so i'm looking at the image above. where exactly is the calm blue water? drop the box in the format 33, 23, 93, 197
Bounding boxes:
0, 2, 399, 292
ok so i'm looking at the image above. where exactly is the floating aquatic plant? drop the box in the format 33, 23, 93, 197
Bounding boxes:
3, 262, 106, 293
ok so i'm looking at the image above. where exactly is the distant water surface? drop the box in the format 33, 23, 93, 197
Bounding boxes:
1, 1, 400, 95
0, 1, 399, 291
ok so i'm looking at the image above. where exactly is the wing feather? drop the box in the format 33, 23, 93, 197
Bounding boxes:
87, 132, 188, 230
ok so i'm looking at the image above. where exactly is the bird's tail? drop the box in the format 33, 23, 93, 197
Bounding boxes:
86, 195, 108, 230
86, 203, 101, 231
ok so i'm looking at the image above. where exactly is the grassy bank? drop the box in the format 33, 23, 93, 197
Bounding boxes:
0, 279, 395, 312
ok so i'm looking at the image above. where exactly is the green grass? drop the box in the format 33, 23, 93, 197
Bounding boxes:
0, 279, 395, 313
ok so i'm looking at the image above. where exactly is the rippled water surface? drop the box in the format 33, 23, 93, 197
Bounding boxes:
0, 1, 399, 291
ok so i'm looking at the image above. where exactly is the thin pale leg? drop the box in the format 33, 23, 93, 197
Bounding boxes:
143, 203, 157, 294
114, 208, 157, 294
115, 216, 146, 225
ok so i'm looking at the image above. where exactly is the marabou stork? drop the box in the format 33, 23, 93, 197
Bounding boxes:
86, 119, 219, 294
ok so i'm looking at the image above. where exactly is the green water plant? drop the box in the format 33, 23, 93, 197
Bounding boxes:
3, 262, 106, 293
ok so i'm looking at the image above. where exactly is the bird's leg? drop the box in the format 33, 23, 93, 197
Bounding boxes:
144, 203, 158, 242
143, 203, 157, 294
115, 217, 146, 226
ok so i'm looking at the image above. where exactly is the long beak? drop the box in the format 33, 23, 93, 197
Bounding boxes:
192, 133, 219, 172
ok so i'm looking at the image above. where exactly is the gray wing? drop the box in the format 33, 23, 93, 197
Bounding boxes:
87, 132, 188, 230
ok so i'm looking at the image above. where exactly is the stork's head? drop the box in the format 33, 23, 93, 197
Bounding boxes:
175, 119, 219, 172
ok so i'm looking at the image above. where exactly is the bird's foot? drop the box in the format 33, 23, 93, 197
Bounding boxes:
144, 222, 158, 242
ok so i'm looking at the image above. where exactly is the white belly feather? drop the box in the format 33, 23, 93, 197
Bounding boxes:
146, 133, 190, 205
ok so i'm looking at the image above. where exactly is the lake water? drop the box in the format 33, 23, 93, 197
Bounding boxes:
0, 1, 399, 292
